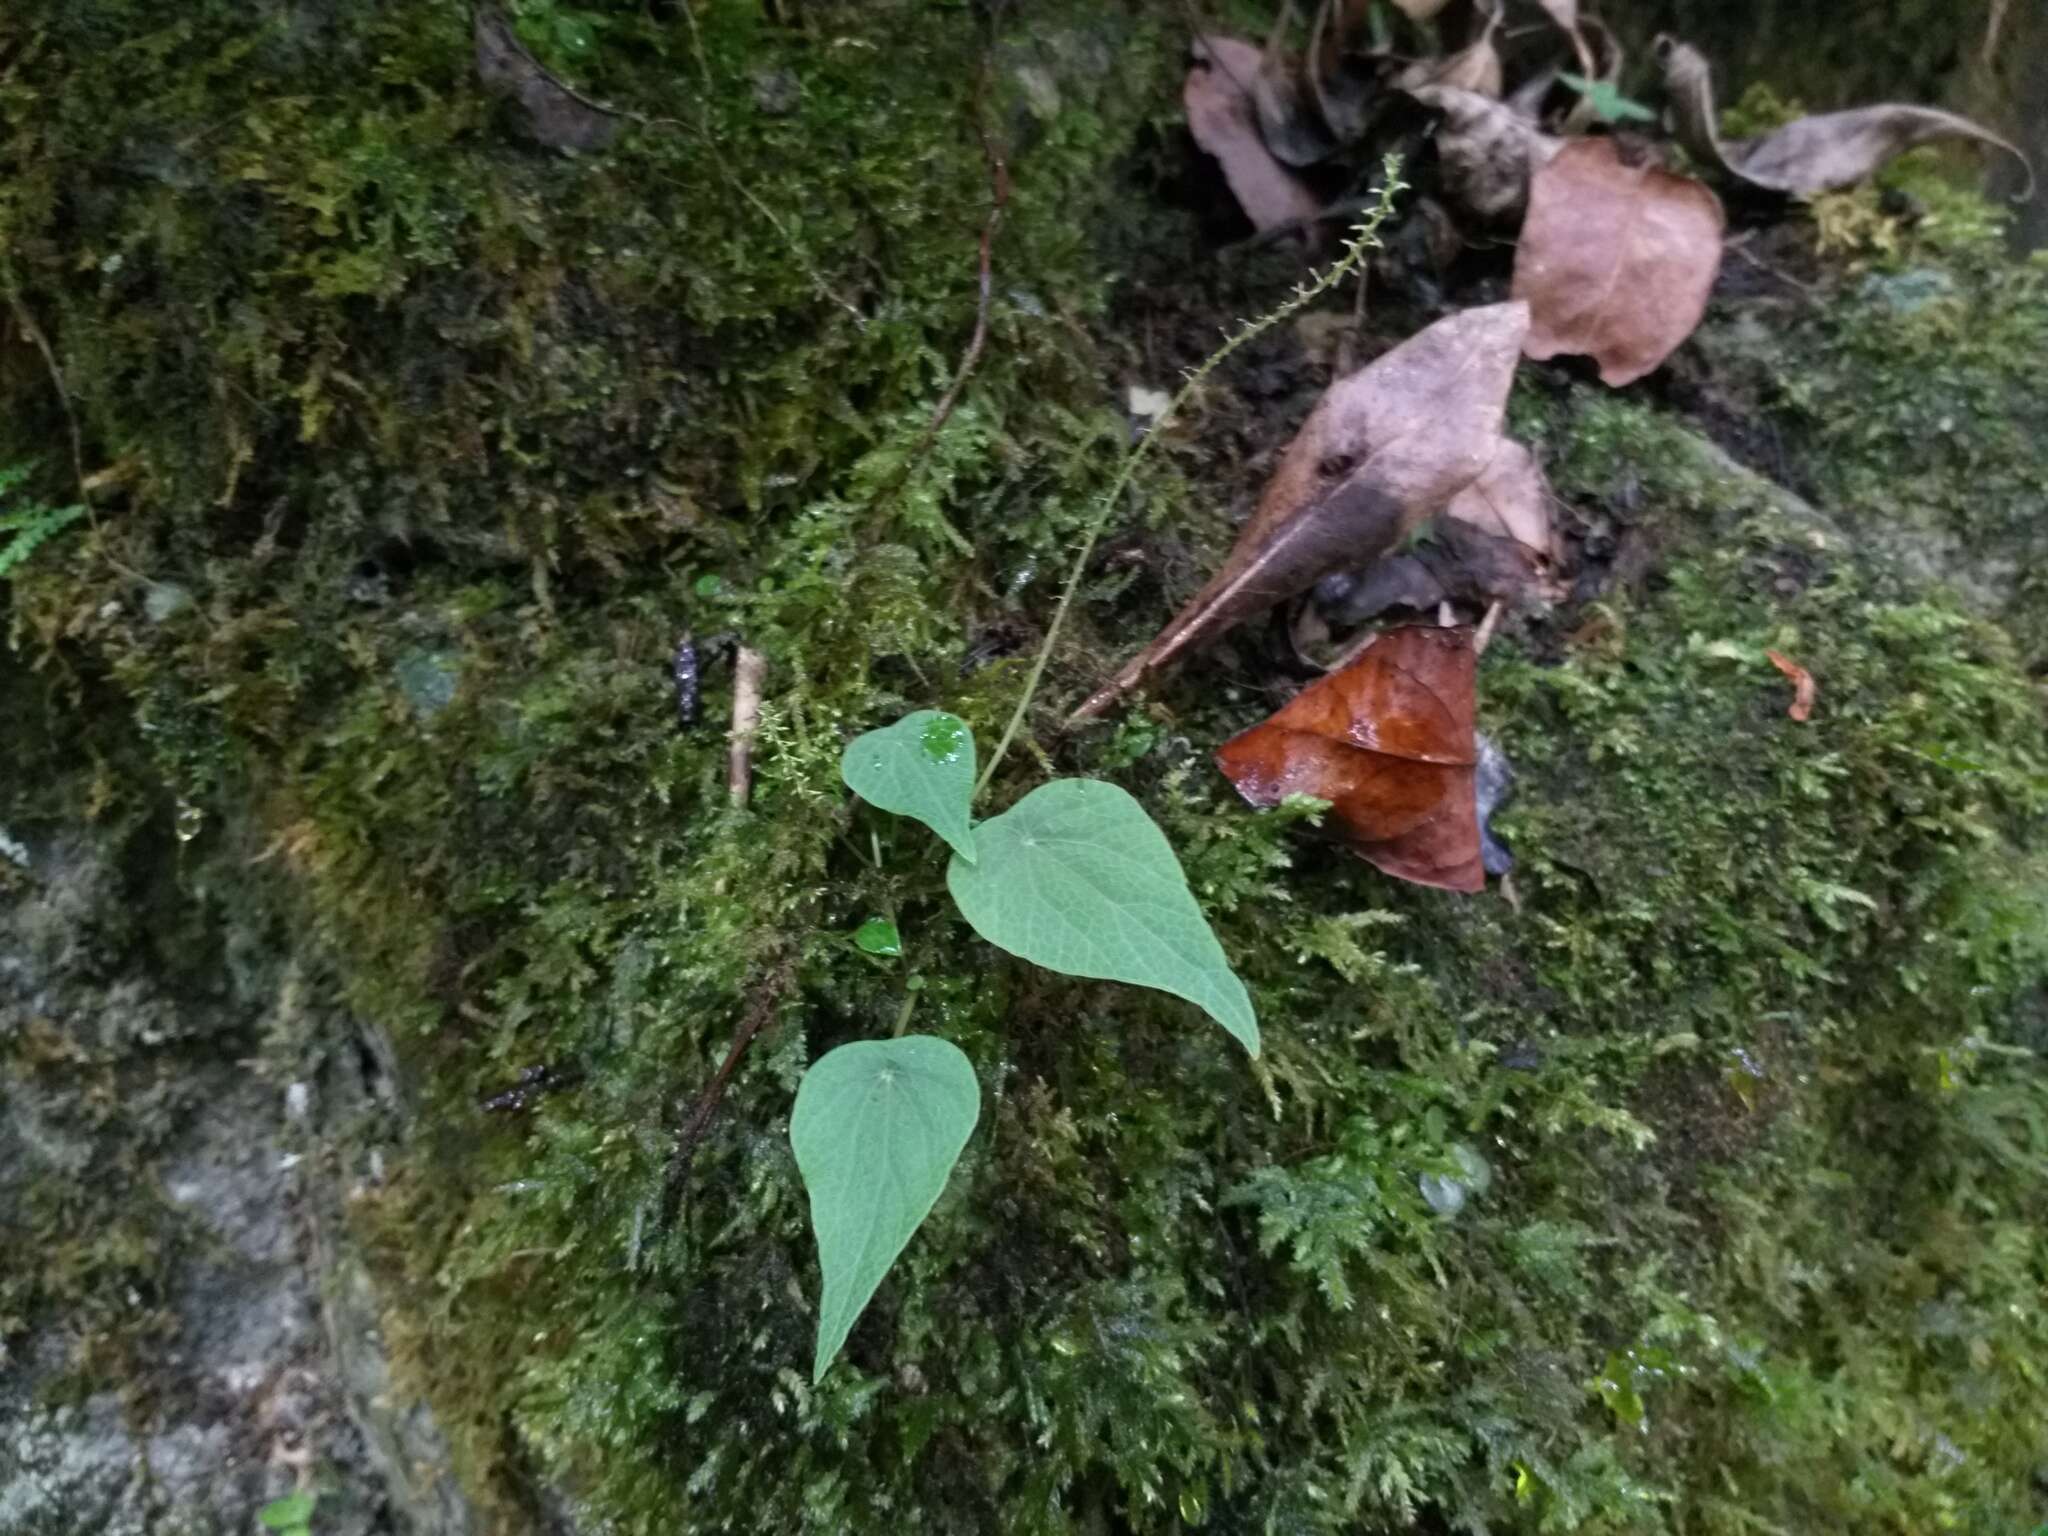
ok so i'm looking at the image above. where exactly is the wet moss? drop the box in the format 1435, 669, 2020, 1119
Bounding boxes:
3, 2, 2046, 1532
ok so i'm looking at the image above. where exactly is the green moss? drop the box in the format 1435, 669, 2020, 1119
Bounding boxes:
3, 1, 2046, 1532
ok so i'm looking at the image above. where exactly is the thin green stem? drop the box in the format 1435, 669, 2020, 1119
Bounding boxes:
973, 159, 1407, 799
890, 989, 918, 1037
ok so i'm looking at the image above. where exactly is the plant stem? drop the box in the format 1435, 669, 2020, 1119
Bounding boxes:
973, 159, 1407, 799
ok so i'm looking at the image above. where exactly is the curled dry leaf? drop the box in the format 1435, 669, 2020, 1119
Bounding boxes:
1216, 624, 1484, 892
1766, 649, 1816, 722
1394, 5, 1503, 99
1657, 37, 2035, 199
1253, 48, 1344, 166
1320, 436, 1557, 628
1186, 37, 1325, 234
1411, 85, 1562, 223
1444, 437, 1554, 570
474, 4, 620, 153
1511, 136, 1725, 387
1306, 0, 1384, 149
1072, 302, 1529, 721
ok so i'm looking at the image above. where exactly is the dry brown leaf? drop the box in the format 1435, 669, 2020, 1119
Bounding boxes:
1186, 37, 1325, 234
1444, 438, 1552, 563
1410, 85, 1562, 222
474, 4, 620, 153
1394, 5, 1503, 99
1766, 649, 1816, 722
1657, 36, 2035, 198
1252, 48, 1344, 166
1306, 0, 1384, 146
1319, 441, 1554, 627
1512, 137, 1725, 387
1072, 303, 1528, 721
1215, 624, 1484, 891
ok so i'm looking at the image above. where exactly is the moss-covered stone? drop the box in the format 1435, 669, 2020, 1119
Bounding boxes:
4, 2, 2046, 1533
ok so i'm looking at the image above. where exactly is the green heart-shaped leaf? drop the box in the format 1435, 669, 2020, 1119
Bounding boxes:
853, 916, 903, 956
260, 1493, 317, 1531
792, 1035, 980, 1382
840, 711, 977, 862
946, 779, 1259, 1055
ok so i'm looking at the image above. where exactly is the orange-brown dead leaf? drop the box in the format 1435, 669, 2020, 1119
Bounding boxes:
1216, 625, 1484, 892
1512, 137, 1725, 387
1766, 649, 1816, 722
1185, 37, 1325, 235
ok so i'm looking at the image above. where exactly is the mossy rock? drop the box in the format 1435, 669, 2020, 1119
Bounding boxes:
3, 2, 2046, 1533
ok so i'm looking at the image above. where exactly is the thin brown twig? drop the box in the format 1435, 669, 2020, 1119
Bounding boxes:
866, 90, 1011, 541
477, 1, 866, 325
1983, 0, 2011, 66
5, 286, 90, 519
658, 951, 799, 1227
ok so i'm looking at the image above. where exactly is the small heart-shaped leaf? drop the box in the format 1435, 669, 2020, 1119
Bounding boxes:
853, 916, 904, 956
947, 779, 1259, 1055
792, 1036, 980, 1382
840, 711, 977, 862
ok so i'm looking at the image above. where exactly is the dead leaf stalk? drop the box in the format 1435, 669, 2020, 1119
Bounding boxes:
727, 645, 768, 806
658, 951, 799, 1229
867, 79, 1012, 540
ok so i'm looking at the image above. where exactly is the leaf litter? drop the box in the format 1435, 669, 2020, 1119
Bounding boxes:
1056, 2, 2022, 894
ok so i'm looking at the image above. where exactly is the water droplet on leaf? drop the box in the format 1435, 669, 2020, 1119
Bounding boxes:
920, 714, 968, 764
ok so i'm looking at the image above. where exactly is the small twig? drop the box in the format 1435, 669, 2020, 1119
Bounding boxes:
4, 286, 90, 519
659, 952, 798, 1226
1473, 598, 1504, 655
867, 92, 1012, 540
1983, 0, 2011, 66
1723, 233, 1816, 298
1337, 253, 1371, 374
727, 645, 768, 806
476, 2, 866, 326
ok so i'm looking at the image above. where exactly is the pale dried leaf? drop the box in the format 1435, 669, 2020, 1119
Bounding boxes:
1186, 37, 1325, 233
1073, 304, 1529, 720
1394, 6, 1503, 98
1512, 137, 1725, 387
1657, 36, 2035, 198
1411, 85, 1562, 222
1443, 438, 1553, 562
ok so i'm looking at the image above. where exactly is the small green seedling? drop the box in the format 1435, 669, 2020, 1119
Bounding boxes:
258, 1491, 316, 1536
0, 465, 85, 580
852, 916, 902, 956
1559, 72, 1657, 125
793, 712, 1257, 1379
